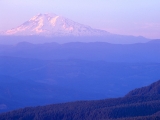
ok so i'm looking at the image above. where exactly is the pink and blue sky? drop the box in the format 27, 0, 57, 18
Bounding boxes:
0, 0, 160, 39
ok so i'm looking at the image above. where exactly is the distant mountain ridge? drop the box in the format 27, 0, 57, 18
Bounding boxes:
0, 41, 160, 62
1, 13, 110, 37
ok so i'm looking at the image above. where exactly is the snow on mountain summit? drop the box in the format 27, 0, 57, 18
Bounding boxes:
3, 13, 110, 36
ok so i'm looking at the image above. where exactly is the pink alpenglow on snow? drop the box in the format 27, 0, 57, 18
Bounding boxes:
3, 13, 110, 37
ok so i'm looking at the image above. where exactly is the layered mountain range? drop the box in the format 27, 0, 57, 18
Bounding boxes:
1, 13, 110, 37
0, 41, 160, 114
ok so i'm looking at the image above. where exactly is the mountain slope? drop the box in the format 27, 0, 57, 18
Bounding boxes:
126, 80, 160, 96
2, 13, 110, 37
1, 80, 160, 120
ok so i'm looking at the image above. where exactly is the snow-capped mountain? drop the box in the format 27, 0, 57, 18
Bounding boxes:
2, 13, 110, 36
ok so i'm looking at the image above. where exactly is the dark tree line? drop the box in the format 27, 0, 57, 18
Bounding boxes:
1, 80, 160, 120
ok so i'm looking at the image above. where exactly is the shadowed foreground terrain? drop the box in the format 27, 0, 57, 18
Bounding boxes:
0, 80, 160, 120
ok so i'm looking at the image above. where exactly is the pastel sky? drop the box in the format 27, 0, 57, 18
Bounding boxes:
0, 0, 160, 39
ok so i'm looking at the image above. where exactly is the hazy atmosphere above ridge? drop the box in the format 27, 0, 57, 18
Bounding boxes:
0, 0, 160, 39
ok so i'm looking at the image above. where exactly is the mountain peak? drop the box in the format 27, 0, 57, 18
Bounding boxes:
29, 13, 58, 21
2, 13, 110, 37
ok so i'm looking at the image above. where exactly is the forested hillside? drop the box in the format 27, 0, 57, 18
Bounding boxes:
0, 80, 160, 120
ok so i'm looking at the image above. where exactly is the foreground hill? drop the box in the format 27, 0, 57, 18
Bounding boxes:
0, 80, 160, 120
